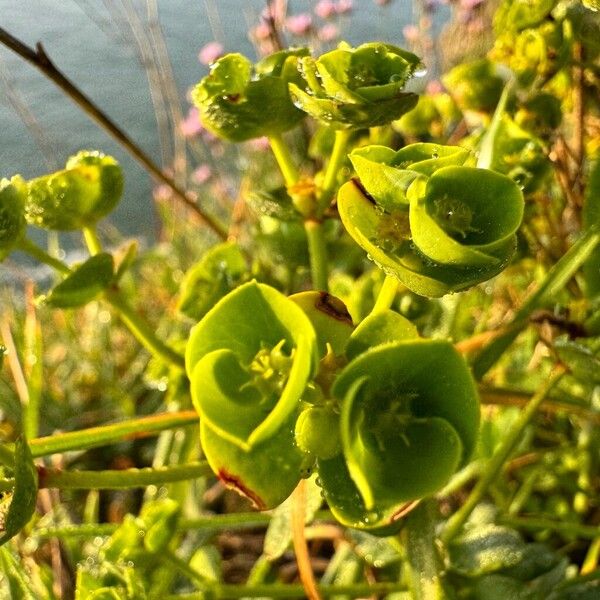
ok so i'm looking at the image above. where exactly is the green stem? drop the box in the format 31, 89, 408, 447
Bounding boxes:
37, 461, 212, 489
17, 237, 70, 275
104, 289, 185, 370
166, 582, 408, 599
304, 219, 329, 291
317, 128, 352, 215
268, 133, 299, 187
471, 226, 600, 380
498, 516, 600, 540
28, 410, 198, 457
372, 274, 399, 314
442, 366, 566, 544
403, 500, 447, 600
18, 237, 184, 369
82, 225, 103, 255
164, 550, 213, 590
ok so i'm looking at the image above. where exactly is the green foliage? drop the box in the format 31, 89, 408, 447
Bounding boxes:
289, 42, 421, 129
43, 253, 114, 308
25, 150, 123, 230
0, 177, 26, 260
192, 48, 309, 141
0, 437, 37, 547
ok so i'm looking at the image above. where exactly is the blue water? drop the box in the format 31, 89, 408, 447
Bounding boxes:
0, 0, 449, 245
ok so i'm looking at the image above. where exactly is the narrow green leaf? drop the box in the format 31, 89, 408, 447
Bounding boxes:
0, 436, 38, 546
43, 253, 114, 308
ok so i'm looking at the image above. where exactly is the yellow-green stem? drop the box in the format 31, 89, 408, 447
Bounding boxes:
17, 237, 70, 275
317, 128, 352, 216
372, 274, 399, 314
442, 366, 566, 544
82, 225, 103, 255
305, 219, 329, 291
268, 133, 299, 187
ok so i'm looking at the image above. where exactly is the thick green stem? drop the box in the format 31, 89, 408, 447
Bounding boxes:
268, 133, 299, 187
165, 582, 408, 599
82, 225, 103, 255
304, 219, 329, 291
28, 410, 198, 457
403, 500, 447, 600
472, 226, 600, 379
498, 516, 600, 540
37, 461, 212, 489
372, 274, 399, 314
17, 237, 70, 275
104, 290, 185, 370
442, 366, 566, 543
317, 128, 352, 215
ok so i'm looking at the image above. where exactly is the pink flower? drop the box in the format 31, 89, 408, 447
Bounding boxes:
191, 164, 212, 185
374, 0, 392, 5
252, 22, 271, 41
285, 13, 313, 36
198, 41, 224, 65
315, 0, 336, 18
318, 23, 339, 42
335, 0, 353, 14
402, 24, 420, 43
180, 108, 203, 137
460, 0, 484, 8
426, 80, 444, 94
153, 184, 172, 202
249, 136, 270, 151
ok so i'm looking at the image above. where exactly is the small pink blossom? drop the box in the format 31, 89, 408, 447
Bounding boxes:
285, 13, 313, 36
153, 184, 172, 202
402, 24, 420, 43
179, 108, 203, 137
315, 0, 336, 18
252, 22, 272, 41
198, 41, 224, 65
249, 136, 270, 151
318, 23, 339, 42
460, 0, 484, 8
335, 0, 353, 14
191, 164, 212, 185
374, 0, 392, 5
426, 80, 444, 94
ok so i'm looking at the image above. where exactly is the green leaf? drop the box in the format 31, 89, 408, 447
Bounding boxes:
319, 339, 479, 533
187, 281, 317, 450
0, 176, 27, 261
0, 547, 38, 599
337, 179, 515, 297
25, 151, 124, 230
193, 49, 309, 142
553, 337, 600, 384
0, 436, 38, 546
583, 158, 600, 297
140, 499, 180, 554
200, 417, 304, 510
263, 474, 322, 559
289, 291, 354, 357
345, 309, 418, 361
245, 186, 302, 221
44, 253, 114, 308
409, 166, 523, 267
289, 42, 420, 129
177, 242, 247, 321
494, 0, 557, 33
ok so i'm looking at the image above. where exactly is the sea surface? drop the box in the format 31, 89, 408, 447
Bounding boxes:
0, 0, 449, 254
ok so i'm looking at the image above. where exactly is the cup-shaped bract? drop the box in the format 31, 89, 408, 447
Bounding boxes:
349, 143, 470, 210
409, 166, 524, 268
25, 151, 124, 231
192, 48, 309, 142
289, 42, 421, 129
319, 339, 479, 533
0, 177, 26, 261
186, 281, 318, 508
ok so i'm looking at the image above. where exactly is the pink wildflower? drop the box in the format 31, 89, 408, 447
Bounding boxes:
252, 22, 271, 41
191, 164, 212, 185
180, 108, 203, 137
249, 136, 271, 151
285, 13, 313, 36
315, 0, 336, 18
335, 0, 353, 14
426, 80, 444, 94
318, 23, 340, 42
198, 41, 224, 65
402, 24, 420, 43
